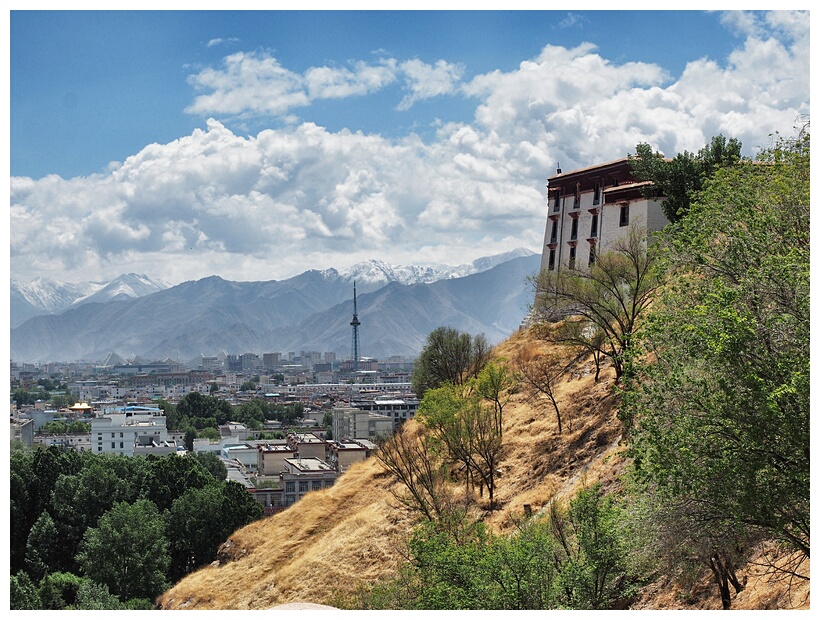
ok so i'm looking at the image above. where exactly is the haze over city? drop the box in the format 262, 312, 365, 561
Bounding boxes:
8, 9, 810, 286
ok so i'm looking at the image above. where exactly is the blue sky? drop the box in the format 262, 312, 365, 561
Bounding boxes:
8, 9, 811, 285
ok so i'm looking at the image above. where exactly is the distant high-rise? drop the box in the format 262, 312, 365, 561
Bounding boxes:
350, 281, 361, 372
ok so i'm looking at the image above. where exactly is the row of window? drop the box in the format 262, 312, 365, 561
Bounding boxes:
547, 245, 597, 271
553, 182, 608, 212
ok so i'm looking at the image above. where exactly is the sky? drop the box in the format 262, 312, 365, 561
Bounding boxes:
7, 7, 812, 286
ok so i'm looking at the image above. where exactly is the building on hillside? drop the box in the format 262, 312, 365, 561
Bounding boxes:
540, 158, 668, 273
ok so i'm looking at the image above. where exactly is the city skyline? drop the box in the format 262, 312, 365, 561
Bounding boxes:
8, 9, 811, 286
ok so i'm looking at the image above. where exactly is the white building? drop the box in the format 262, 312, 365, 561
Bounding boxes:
90, 406, 169, 456
540, 158, 668, 273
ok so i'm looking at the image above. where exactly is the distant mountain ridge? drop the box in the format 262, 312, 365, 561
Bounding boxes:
10, 251, 541, 364
10, 273, 170, 328
10, 250, 535, 328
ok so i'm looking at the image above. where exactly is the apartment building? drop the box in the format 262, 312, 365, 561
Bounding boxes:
350, 396, 419, 429
332, 406, 393, 442
280, 457, 338, 507
540, 158, 668, 273
90, 406, 171, 456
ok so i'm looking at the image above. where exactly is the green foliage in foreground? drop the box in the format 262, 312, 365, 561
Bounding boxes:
622, 130, 810, 560
10, 446, 264, 609
336, 484, 637, 610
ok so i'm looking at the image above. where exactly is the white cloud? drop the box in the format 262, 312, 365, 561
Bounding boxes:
11, 11, 809, 285
206, 37, 241, 48
397, 59, 465, 110
186, 51, 463, 118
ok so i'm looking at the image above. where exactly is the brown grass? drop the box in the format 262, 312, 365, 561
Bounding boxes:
156, 327, 809, 610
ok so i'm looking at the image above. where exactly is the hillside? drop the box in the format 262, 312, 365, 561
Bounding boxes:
156, 329, 809, 610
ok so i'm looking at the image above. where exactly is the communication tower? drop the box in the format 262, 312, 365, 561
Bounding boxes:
350, 281, 361, 372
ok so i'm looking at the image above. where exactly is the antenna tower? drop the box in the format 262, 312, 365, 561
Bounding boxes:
350, 281, 361, 372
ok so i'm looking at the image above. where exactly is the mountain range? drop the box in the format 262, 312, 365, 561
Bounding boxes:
10, 249, 541, 364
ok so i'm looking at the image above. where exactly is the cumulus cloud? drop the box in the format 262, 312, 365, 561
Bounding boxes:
186, 51, 463, 118
10, 10, 809, 285
397, 59, 465, 110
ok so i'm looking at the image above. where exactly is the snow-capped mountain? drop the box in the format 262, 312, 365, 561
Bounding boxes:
328, 247, 536, 286
10, 273, 170, 327
69, 273, 171, 307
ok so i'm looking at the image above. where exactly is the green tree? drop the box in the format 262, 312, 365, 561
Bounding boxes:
474, 361, 517, 439
193, 450, 228, 481
40, 420, 68, 434
167, 481, 263, 582
531, 224, 663, 382
38, 571, 86, 610
550, 484, 629, 609
175, 391, 232, 428
76, 499, 171, 602
25, 511, 62, 582
412, 327, 492, 398
623, 130, 810, 569
10, 446, 82, 574
142, 453, 212, 512
10, 571, 41, 609
629, 134, 743, 221
197, 426, 221, 441
67, 420, 91, 434
73, 580, 128, 610
417, 382, 503, 509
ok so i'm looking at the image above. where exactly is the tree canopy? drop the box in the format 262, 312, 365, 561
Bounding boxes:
622, 129, 810, 575
411, 327, 492, 398
629, 134, 743, 222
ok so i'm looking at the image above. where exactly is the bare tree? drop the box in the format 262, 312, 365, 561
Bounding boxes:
376, 425, 449, 522
530, 224, 663, 382
515, 351, 571, 433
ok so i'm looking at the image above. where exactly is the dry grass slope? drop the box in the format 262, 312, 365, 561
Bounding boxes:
156, 328, 809, 610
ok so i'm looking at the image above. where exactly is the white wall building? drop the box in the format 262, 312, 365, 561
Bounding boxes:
540, 158, 668, 274
90, 407, 169, 456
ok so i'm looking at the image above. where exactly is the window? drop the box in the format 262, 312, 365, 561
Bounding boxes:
120, 432, 123, 438
590, 213, 598, 237
574, 184, 581, 209
285, 481, 295, 493
619, 204, 630, 227
548, 249, 556, 271
312, 480, 323, 491
553, 191, 561, 212
298, 481, 309, 493
569, 247, 576, 270
111, 433, 115, 438
111, 442, 115, 449
120, 442, 123, 449
589, 246, 596, 267
570, 218, 578, 241
593, 183, 601, 205
550, 220, 558, 243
